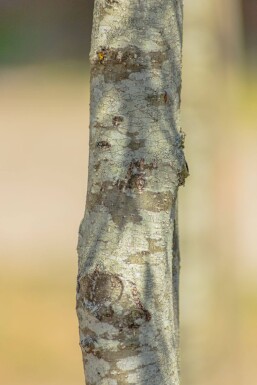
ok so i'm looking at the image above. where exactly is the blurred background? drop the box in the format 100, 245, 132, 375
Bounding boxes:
0, 1, 256, 385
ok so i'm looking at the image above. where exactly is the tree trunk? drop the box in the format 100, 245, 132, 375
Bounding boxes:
76, 1, 188, 384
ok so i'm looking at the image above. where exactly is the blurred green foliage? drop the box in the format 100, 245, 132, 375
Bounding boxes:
0, 0, 93, 65
0, 0, 256, 66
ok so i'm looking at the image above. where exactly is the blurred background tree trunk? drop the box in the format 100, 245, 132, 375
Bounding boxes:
180, 1, 246, 385
241, 0, 257, 66
76, 1, 187, 384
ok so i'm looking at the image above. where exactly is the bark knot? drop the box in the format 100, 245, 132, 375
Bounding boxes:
78, 269, 151, 330
79, 270, 123, 305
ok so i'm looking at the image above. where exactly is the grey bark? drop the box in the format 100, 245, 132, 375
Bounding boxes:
76, 1, 188, 384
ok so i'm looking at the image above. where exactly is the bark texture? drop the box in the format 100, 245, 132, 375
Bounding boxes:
77, 1, 188, 384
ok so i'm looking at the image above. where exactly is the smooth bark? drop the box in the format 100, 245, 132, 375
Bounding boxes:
77, 1, 188, 384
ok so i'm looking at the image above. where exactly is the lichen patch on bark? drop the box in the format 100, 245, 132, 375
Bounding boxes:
87, 188, 174, 227
92, 45, 147, 83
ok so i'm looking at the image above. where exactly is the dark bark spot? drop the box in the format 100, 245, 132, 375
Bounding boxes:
126, 131, 139, 138
128, 138, 145, 151
106, 0, 119, 6
127, 284, 152, 327
76, 276, 80, 294
93, 121, 110, 130
177, 83, 182, 106
96, 140, 111, 150
94, 161, 101, 171
117, 159, 146, 193
80, 336, 102, 358
112, 116, 124, 126
127, 308, 151, 328
146, 91, 169, 106
98, 180, 115, 192
150, 159, 158, 169
178, 160, 189, 186
176, 128, 186, 149
148, 50, 169, 69
97, 304, 115, 321
164, 91, 168, 103
80, 336, 96, 353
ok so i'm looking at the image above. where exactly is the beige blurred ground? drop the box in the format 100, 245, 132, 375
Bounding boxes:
1, 4, 257, 385
0, 65, 89, 385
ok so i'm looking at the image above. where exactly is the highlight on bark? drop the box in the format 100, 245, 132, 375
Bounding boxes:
77, 1, 188, 384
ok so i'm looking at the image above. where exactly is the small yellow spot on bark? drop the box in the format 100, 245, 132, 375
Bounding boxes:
98, 51, 105, 62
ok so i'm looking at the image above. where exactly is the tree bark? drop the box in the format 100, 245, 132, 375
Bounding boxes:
77, 1, 188, 384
